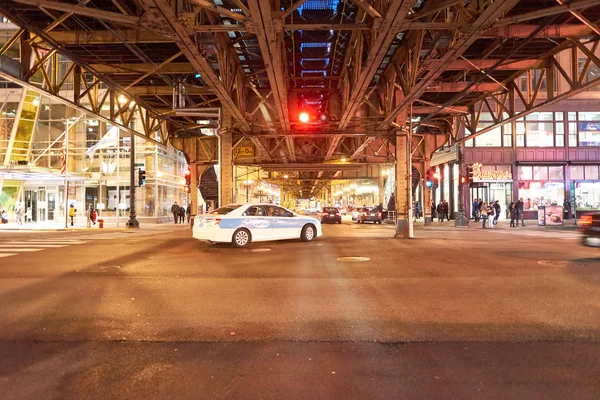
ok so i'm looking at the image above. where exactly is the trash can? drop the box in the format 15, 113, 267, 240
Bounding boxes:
98, 219, 104, 229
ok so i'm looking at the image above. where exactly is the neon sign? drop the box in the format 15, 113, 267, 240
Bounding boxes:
472, 162, 512, 180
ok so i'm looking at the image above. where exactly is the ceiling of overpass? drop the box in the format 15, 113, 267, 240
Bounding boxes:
1, 0, 600, 195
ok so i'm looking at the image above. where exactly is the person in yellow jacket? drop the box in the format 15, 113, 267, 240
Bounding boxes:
68, 204, 77, 226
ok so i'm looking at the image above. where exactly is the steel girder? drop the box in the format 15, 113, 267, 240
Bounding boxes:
457, 37, 600, 144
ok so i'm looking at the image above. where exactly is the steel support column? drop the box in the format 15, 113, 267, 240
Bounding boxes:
126, 132, 139, 228
219, 110, 234, 206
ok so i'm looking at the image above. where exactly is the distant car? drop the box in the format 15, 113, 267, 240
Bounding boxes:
321, 207, 342, 224
352, 207, 364, 221
338, 206, 347, 215
580, 212, 600, 247
193, 203, 322, 247
357, 207, 383, 224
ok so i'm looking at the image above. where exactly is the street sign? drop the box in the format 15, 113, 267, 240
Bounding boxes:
234, 146, 254, 158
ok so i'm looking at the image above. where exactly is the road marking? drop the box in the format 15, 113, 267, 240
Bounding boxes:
0, 248, 44, 252
10, 240, 86, 244
0, 253, 17, 258
0, 244, 68, 248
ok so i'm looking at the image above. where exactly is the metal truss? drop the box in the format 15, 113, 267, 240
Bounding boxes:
457, 37, 600, 143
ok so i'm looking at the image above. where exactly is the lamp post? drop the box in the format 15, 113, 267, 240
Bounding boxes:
243, 179, 253, 202
381, 168, 391, 204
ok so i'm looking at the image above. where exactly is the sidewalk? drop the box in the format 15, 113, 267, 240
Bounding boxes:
0, 219, 191, 232
427, 219, 580, 231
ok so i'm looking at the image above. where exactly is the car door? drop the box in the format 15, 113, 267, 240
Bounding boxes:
267, 206, 299, 239
241, 205, 271, 241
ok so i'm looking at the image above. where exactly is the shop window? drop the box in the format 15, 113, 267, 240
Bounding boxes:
526, 112, 553, 121
475, 125, 501, 146
518, 181, 564, 210
584, 165, 599, 180
533, 166, 548, 180
503, 123, 512, 147
574, 182, 600, 210
570, 166, 584, 180
516, 122, 525, 147
568, 122, 577, 147
578, 122, 600, 146
518, 166, 532, 180
568, 112, 577, 121
556, 123, 564, 146
549, 166, 564, 180
525, 122, 554, 146
555, 112, 564, 121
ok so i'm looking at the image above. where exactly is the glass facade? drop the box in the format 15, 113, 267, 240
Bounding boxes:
517, 166, 565, 210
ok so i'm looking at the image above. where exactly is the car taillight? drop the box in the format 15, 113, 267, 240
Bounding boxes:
378, 212, 381, 216
207, 218, 221, 225
362, 212, 367, 216
335, 213, 340, 216
322, 213, 328, 216
580, 215, 593, 226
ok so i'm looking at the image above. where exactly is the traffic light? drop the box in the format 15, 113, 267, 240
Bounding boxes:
138, 169, 146, 186
466, 164, 474, 184
432, 169, 439, 187
425, 167, 436, 188
184, 166, 191, 193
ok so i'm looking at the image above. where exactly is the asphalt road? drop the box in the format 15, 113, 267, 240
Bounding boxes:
0, 220, 599, 399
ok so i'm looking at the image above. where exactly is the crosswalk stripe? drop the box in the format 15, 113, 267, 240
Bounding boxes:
11, 240, 86, 244
0, 244, 67, 248
0, 253, 17, 258
0, 248, 44, 252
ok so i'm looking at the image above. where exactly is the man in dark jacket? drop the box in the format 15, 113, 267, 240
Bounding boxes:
437, 202, 444, 222
516, 198, 525, 227
493, 200, 501, 225
442, 200, 449, 221
171, 202, 180, 224
179, 205, 186, 223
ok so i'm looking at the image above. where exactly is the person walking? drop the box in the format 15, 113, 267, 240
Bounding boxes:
563, 199, 571, 220
487, 203, 495, 228
415, 201, 422, 219
431, 203, 436, 220
25, 206, 32, 223
472, 199, 479, 221
179, 205, 186, 224
493, 200, 501, 225
15, 202, 24, 225
436, 202, 444, 222
68, 204, 77, 226
509, 202, 517, 227
88, 204, 97, 226
516, 197, 525, 227
480, 202, 488, 228
186, 204, 191, 224
171, 202, 180, 224
442, 200, 449, 221
86, 204, 92, 228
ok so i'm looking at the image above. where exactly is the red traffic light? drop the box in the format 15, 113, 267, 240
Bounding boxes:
299, 112, 310, 123
185, 169, 191, 176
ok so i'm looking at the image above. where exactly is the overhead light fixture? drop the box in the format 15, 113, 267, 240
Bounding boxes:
340, 157, 347, 162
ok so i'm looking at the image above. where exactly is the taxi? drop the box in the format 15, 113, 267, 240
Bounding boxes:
193, 203, 323, 247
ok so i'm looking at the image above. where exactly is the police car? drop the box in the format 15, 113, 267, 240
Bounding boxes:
193, 203, 323, 247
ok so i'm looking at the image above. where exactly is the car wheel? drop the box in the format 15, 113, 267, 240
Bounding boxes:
301, 224, 316, 242
232, 228, 251, 248
377, 220, 382, 224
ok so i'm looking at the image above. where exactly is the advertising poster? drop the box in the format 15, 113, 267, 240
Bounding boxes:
544, 205, 564, 226
537, 208, 545, 226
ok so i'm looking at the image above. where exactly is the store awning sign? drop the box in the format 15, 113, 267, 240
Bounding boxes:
473, 162, 512, 180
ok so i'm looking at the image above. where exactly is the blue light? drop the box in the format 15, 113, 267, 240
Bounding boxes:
426, 181, 433, 188
195, 73, 201, 78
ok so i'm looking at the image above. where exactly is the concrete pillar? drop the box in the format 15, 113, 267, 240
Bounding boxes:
423, 159, 432, 225
394, 106, 412, 238
219, 109, 233, 206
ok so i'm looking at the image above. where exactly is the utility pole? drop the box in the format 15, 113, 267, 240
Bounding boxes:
126, 132, 139, 228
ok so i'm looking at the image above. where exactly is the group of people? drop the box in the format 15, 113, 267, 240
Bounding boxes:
0, 203, 32, 225
472, 198, 527, 229
171, 202, 191, 224
434, 200, 450, 222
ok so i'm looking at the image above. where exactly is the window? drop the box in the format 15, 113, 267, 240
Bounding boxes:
475, 125, 502, 146
574, 182, 600, 210
584, 165, 599, 180
244, 206, 267, 216
578, 58, 600, 91
518, 182, 564, 209
516, 121, 525, 147
525, 122, 554, 146
548, 166, 564, 180
211, 205, 240, 215
269, 206, 293, 217
570, 166, 585, 180
518, 166, 533, 180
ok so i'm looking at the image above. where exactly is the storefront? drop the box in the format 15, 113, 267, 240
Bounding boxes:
467, 163, 513, 219
570, 165, 600, 215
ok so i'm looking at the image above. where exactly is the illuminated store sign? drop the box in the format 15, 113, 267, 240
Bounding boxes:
473, 162, 512, 180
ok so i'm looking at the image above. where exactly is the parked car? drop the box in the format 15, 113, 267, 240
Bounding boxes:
321, 207, 342, 224
580, 212, 600, 247
338, 206, 347, 215
193, 203, 322, 247
357, 207, 383, 224
352, 207, 364, 221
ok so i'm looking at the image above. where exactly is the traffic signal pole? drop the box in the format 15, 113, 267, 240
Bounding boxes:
454, 143, 469, 227
126, 132, 140, 228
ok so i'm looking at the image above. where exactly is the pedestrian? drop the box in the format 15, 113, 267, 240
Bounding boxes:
509, 202, 517, 227
1, 208, 8, 224
516, 197, 525, 227
415, 201, 422, 219
68, 204, 77, 226
186, 204, 191, 224
563, 199, 571, 220
179, 204, 186, 223
472, 199, 479, 221
436, 202, 444, 222
25, 207, 32, 223
493, 200, 501, 225
480, 202, 488, 228
171, 201, 180, 224
90, 205, 97, 225
15, 202, 24, 225
86, 204, 93, 228
387, 193, 396, 212
442, 200, 449, 221
487, 203, 495, 228
431, 203, 436, 220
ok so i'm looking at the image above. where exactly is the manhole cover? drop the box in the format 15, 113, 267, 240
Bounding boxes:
76, 265, 122, 273
337, 257, 371, 262
537, 260, 585, 268
249, 248, 271, 252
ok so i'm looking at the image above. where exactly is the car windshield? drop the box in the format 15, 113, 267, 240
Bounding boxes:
210, 205, 240, 215
323, 208, 338, 213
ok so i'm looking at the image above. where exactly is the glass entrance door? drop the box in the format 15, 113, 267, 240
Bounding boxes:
47, 190, 56, 221
37, 188, 47, 222
25, 190, 37, 222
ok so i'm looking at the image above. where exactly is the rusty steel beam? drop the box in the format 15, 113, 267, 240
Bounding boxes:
338, 0, 413, 130
378, 0, 520, 129
145, 0, 251, 131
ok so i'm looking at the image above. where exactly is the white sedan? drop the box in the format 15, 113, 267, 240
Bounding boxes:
193, 203, 323, 247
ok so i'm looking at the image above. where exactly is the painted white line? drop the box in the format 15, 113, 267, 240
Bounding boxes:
12, 240, 86, 244
0, 253, 17, 258
0, 244, 67, 248
0, 248, 44, 252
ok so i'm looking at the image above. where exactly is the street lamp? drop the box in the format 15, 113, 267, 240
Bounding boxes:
243, 179, 253, 202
